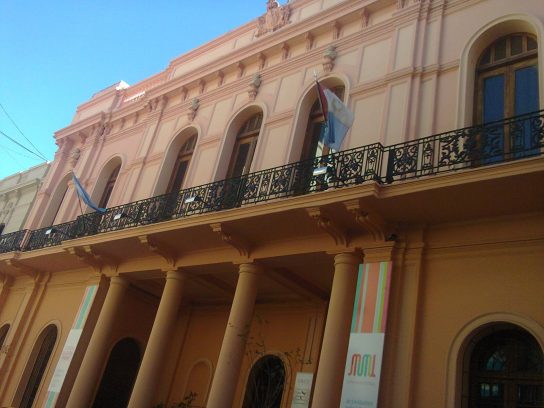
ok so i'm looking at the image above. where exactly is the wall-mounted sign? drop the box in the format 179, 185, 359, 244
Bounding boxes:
291, 372, 313, 408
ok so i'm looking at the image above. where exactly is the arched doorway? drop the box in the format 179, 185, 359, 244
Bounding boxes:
92, 338, 141, 408
467, 326, 544, 408
17, 324, 58, 408
242, 355, 286, 408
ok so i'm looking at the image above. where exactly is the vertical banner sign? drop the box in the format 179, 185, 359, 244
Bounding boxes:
340, 262, 392, 408
43, 285, 98, 408
291, 372, 314, 408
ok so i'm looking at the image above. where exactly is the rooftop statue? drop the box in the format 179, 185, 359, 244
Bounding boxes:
256, 0, 291, 37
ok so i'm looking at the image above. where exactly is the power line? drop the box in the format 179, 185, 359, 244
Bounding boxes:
0, 143, 42, 161
0, 129, 47, 162
0, 102, 48, 161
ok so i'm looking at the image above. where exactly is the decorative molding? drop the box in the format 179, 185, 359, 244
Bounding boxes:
188, 97, 200, 121
248, 73, 262, 101
181, 86, 188, 101
332, 20, 342, 40
306, 207, 347, 247
217, 70, 225, 87
138, 235, 178, 267
210, 222, 251, 258
2, 258, 38, 279
322, 45, 337, 73
258, 52, 267, 70
198, 79, 206, 95
256, 0, 291, 37
281, 42, 290, 60
305, 32, 314, 51
361, 8, 370, 28
65, 245, 118, 275
344, 200, 393, 242
236, 61, 245, 78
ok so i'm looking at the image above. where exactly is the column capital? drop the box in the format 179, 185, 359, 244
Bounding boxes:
164, 268, 186, 282
363, 242, 396, 263
333, 251, 363, 267
238, 262, 263, 275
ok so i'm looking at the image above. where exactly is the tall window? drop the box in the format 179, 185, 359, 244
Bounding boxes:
468, 328, 544, 408
18, 325, 58, 408
476, 33, 539, 159
167, 134, 196, 193
242, 355, 286, 408
227, 113, 262, 178
302, 86, 345, 161
51, 185, 68, 225
98, 165, 121, 209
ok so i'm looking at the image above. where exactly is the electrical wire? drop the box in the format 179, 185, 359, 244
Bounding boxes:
0, 143, 42, 161
0, 129, 47, 162
0, 102, 48, 161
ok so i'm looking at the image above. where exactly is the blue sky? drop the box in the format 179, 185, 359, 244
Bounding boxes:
0, 1, 270, 179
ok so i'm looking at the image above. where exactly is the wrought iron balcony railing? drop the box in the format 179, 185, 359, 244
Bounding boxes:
0, 110, 542, 254
0, 229, 28, 253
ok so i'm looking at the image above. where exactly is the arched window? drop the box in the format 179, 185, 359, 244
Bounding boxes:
242, 355, 286, 408
98, 165, 121, 209
92, 338, 141, 408
302, 86, 345, 161
475, 33, 539, 160
468, 327, 544, 408
17, 324, 58, 408
41, 174, 71, 227
227, 113, 263, 178
167, 134, 197, 193
0, 324, 9, 349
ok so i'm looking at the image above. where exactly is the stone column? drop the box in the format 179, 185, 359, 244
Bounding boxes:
206, 263, 262, 408
311, 252, 361, 408
128, 269, 186, 408
66, 276, 129, 408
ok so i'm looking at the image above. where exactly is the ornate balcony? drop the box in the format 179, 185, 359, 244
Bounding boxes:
1, 110, 542, 254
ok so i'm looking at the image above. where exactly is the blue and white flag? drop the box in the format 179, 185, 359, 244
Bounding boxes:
72, 173, 106, 213
316, 81, 355, 151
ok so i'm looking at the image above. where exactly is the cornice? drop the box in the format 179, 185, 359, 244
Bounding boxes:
146, 0, 389, 100
0, 178, 43, 197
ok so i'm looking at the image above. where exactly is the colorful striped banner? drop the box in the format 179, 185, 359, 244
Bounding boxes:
44, 285, 97, 408
350, 262, 392, 334
341, 261, 393, 408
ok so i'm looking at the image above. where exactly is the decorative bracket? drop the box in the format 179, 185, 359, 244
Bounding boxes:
2, 258, 38, 279
188, 97, 199, 121
210, 223, 251, 258
323, 45, 337, 73
305, 32, 314, 51
248, 73, 262, 101
360, 8, 370, 28
66, 245, 118, 275
306, 207, 347, 247
138, 235, 178, 268
344, 200, 392, 242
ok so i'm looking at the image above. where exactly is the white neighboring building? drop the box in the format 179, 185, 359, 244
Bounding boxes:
0, 163, 50, 234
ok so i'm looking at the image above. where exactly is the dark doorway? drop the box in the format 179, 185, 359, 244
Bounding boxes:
469, 328, 544, 408
92, 338, 141, 408
242, 355, 286, 408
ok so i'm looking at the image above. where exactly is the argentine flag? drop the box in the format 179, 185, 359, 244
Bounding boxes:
72, 173, 106, 213
316, 81, 354, 151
